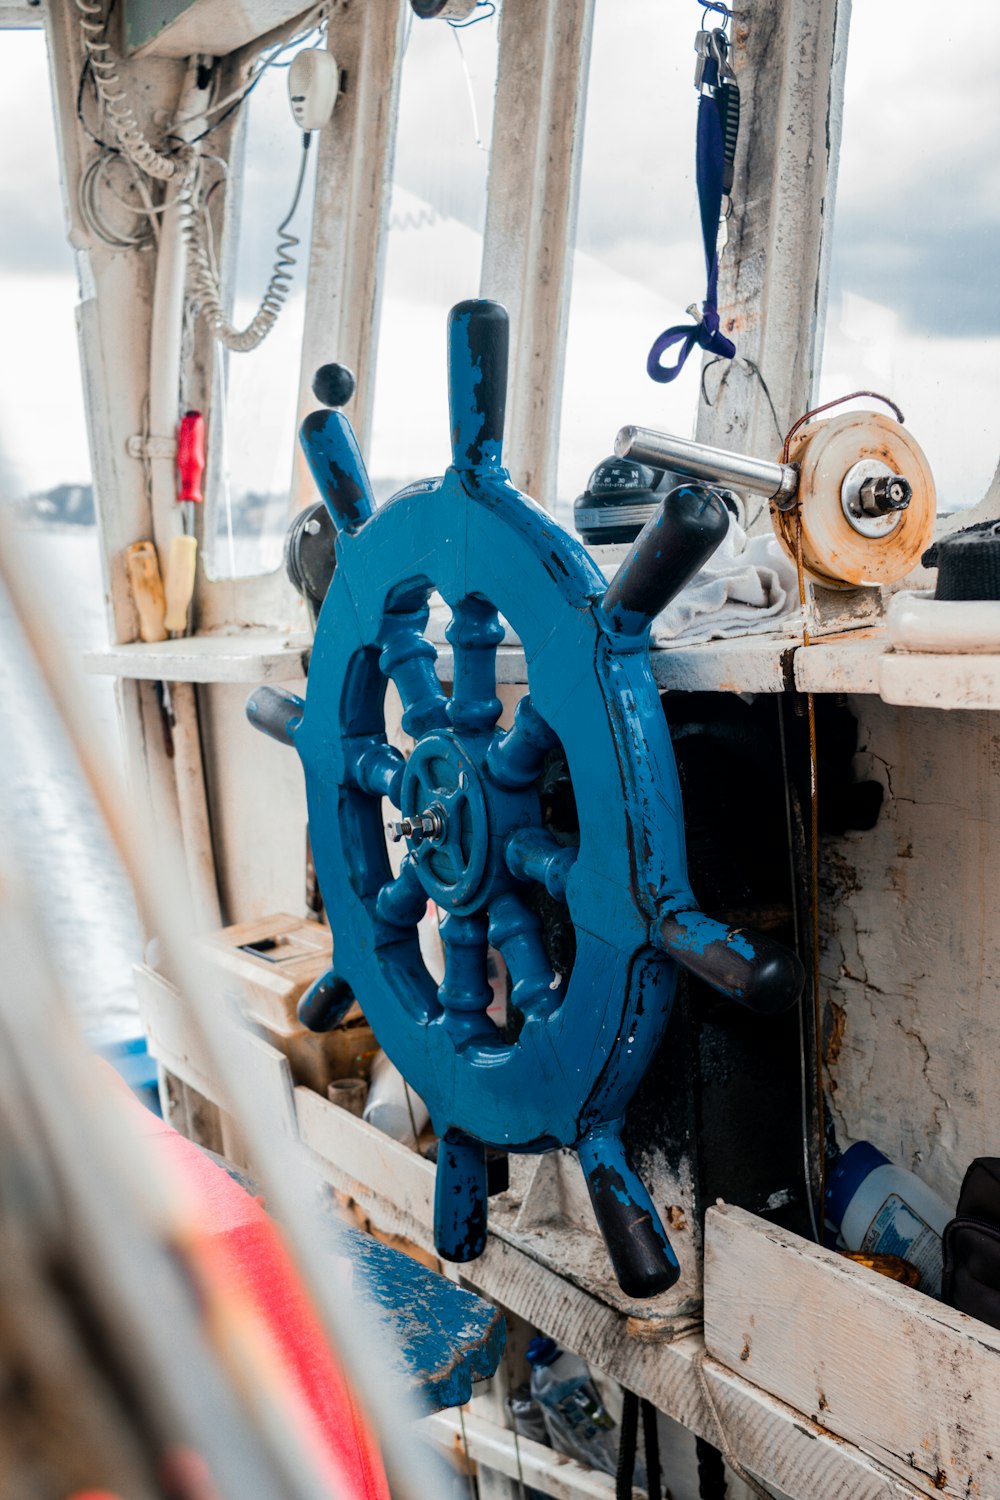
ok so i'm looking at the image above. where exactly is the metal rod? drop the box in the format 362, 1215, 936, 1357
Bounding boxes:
615, 425, 800, 506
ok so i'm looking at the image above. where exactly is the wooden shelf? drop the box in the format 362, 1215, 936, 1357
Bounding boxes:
86, 623, 1000, 708
83, 630, 310, 685
460, 632, 999, 709
438, 636, 801, 695
880, 651, 1000, 710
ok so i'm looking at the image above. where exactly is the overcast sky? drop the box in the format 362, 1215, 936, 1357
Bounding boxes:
0, 0, 997, 523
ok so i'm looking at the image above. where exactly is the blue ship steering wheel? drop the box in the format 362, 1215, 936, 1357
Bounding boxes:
248, 300, 803, 1298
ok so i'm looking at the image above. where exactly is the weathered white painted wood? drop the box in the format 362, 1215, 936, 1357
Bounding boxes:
821, 699, 1000, 1209
135, 963, 220, 1104
292, 0, 406, 504
705, 1205, 1000, 1500
136, 963, 299, 1139
437, 637, 798, 694
83, 631, 310, 683
235, 1028, 299, 1140
144, 976, 923, 1498
480, 0, 595, 506
295, 1084, 437, 1233
170, 680, 223, 928
299, 1084, 699, 1323
423, 1408, 635, 1500
879, 653, 1000, 711
125, 0, 312, 57
794, 633, 887, 695
0, 0, 41, 24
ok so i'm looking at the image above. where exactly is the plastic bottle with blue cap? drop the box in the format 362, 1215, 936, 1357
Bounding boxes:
825, 1140, 953, 1296
525, 1336, 621, 1477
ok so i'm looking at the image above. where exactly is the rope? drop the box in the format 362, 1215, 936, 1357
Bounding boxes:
510, 1419, 529, 1500
641, 1399, 662, 1500
694, 1352, 776, 1500
615, 1392, 663, 1499
457, 1403, 479, 1500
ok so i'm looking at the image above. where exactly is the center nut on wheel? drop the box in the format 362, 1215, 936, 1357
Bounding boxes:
389, 727, 545, 917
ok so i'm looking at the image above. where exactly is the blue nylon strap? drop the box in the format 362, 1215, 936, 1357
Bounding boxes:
647, 61, 736, 385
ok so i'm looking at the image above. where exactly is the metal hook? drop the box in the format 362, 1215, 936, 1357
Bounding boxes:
708, 28, 735, 81
699, 1, 732, 29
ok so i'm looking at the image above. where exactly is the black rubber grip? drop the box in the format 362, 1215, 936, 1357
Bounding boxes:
297, 969, 355, 1032
577, 1126, 680, 1299
658, 911, 805, 1015
603, 484, 730, 635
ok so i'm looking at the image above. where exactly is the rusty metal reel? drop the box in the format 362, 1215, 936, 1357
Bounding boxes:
772, 410, 936, 589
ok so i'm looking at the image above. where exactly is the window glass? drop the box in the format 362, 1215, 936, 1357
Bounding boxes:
819, 2, 1000, 510
0, 29, 142, 1036
557, 0, 705, 520
366, 9, 500, 499
205, 48, 319, 579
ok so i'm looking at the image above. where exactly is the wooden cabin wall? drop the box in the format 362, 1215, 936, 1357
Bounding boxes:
197, 682, 308, 922
821, 700, 1000, 1206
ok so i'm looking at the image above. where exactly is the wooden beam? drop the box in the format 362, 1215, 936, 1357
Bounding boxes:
695, 0, 852, 476
705, 1204, 1000, 1500
480, 0, 595, 507
293, 0, 406, 505
123, 0, 313, 58
0, 0, 42, 26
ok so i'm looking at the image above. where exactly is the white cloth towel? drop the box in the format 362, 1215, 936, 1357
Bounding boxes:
640, 513, 802, 647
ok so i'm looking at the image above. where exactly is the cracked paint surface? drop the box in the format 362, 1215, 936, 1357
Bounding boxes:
820, 700, 1000, 1204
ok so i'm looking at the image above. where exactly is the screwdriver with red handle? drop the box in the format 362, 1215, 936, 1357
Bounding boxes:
165, 410, 205, 634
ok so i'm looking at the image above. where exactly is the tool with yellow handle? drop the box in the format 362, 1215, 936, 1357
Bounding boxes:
164, 533, 199, 634
125, 540, 168, 642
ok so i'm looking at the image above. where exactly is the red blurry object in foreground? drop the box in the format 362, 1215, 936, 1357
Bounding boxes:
177, 411, 206, 504
109, 1072, 390, 1500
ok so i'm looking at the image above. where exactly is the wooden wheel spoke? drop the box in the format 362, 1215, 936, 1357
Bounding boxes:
486, 694, 558, 789
346, 738, 406, 805
375, 856, 428, 934
504, 827, 577, 902
487, 890, 562, 1022
438, 912, 496, 1043
378, 605, 448, 739
446, 596, 504, 735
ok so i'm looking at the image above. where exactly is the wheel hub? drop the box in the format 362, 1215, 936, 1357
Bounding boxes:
397, 724, 540, 915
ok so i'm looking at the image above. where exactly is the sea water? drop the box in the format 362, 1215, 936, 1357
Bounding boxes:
1, 525, 142, 1038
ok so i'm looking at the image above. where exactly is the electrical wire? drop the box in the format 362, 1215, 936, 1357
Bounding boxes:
175, 20, 328, 147
184, 132, 313, 351
78, 149, 156, 248
449, 1, 496, 27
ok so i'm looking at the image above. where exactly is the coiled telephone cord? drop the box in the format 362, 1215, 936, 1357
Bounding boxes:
182, 133, 311, 352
